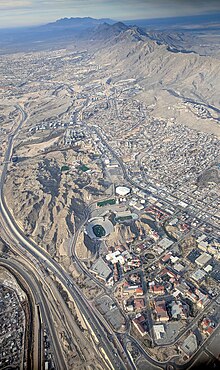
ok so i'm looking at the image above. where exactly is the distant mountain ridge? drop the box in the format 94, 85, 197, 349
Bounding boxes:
0, 17, 129, 51
0, 15, 219, 61
43, 16, 115, 29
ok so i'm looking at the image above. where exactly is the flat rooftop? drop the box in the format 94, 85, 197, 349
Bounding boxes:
90, 257, 112, 281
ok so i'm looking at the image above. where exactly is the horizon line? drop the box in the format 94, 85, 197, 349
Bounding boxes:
0, 12, 220, 31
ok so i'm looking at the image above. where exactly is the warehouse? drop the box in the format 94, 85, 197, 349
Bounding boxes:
195, 252, 212, 267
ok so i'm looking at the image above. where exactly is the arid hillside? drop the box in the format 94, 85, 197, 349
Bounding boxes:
95, 27, 220, 110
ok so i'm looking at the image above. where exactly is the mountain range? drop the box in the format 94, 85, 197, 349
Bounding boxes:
0, 15, 219, 48
0, 17, 219, 128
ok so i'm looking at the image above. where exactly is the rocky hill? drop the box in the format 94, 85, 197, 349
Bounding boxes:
94, 26, 220, 111
2, 18, 220, 267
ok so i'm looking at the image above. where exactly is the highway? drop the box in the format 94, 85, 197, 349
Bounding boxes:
0, 258, 67, 370
1, 103, 215, 370
0, 105, 129, 370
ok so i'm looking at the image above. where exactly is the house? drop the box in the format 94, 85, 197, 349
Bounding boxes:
134, 298, 145, 310
132, 315, 147, 337
154, 300, 169, 322
136, 288, 144, 296
195, 289, 210, 309
201, 317, 215, 336
149, 285, 165, 295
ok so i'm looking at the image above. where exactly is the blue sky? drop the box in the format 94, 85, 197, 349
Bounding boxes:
0, 0, 220, 28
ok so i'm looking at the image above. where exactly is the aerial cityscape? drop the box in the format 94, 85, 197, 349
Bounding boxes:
0, 1, 220, 370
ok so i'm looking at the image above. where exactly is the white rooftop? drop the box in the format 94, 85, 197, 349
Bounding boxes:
116, 186, 131, 196
158, 237, 174, 250
153, 325, 165, 340
195, 252, 212, 267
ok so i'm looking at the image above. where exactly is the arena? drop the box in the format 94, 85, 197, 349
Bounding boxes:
85, 217, 114, 240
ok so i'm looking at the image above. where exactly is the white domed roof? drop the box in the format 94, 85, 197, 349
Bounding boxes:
116, 186, 131, 196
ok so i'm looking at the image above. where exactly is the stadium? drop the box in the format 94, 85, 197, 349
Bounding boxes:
85, 217, 114, 240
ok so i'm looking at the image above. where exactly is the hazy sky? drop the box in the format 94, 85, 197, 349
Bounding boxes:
0, 0, 220, 28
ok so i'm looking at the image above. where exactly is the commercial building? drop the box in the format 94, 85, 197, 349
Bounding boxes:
195, 252, 212, 267
191, 269, 206, 282
90, 257, 112, 282
180, 333, 198, 358
158, 238, 173, 250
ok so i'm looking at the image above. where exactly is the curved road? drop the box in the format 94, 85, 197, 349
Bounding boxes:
0, 106, 128, 370
0, 258, 67, 370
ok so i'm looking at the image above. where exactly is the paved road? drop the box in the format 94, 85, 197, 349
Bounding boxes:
0, 258, 67, 370
91, 124, 220, 226
2, 103, 216, 370
0, 106, 128, 370
88, 123, 220, 369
